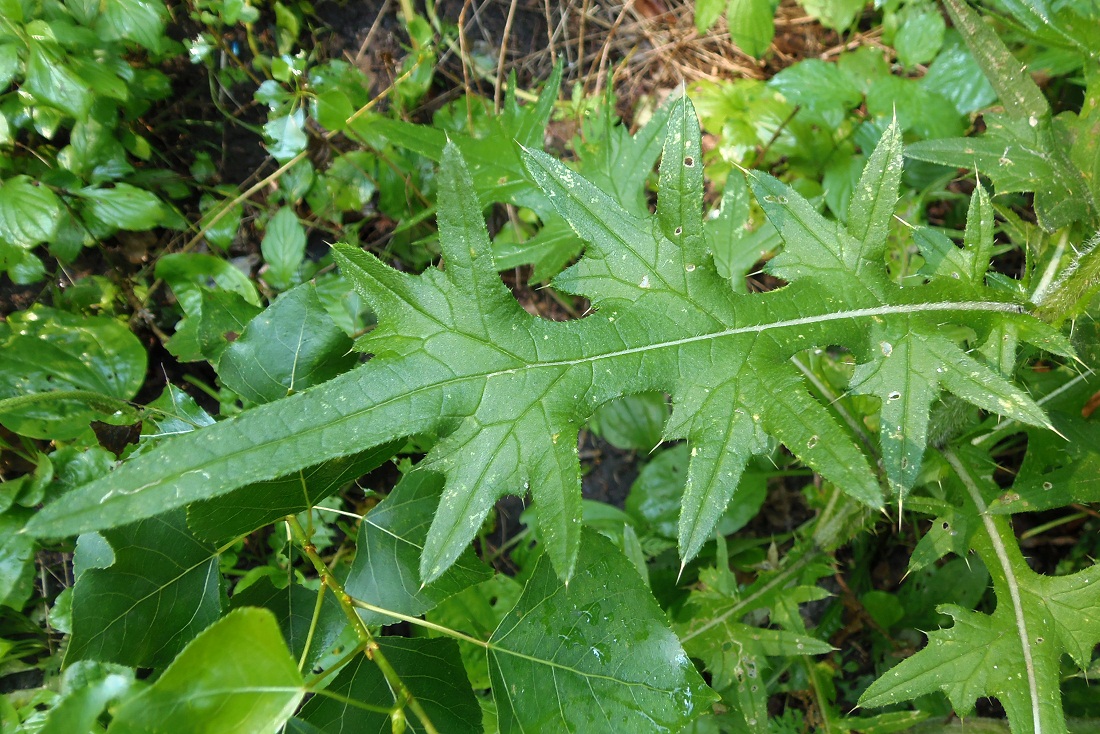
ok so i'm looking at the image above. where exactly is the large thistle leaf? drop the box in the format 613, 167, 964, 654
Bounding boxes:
28, 99, 1062, 587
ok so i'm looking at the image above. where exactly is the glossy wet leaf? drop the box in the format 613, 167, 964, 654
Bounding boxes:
344, 471, 492, 626
488, 531, 716, 732
31, 106, 1060, 597
0, 510, 36, 609
229, 577, 346, 670
0, 307, 147, 441
77, 184, 167, 231
96, 0, 168, 51
941, 0, 1048, 120
67, 509, 224, 669
264, 108, 308, 163
107, 608, 304, 734
0, 175, 63, 248
217, 283, 358, 404
296, 637, 480, 733
261, 206, 306, 289
23, 40, 91, 119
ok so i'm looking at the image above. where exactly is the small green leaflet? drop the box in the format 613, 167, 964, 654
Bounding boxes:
28, 100, 1063, 592
861, 449, 1100, 732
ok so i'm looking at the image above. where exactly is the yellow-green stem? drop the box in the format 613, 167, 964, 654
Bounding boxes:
286, 516, 440, 734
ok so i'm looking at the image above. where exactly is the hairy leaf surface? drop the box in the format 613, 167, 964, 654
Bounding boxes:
28, 101, 1061, 589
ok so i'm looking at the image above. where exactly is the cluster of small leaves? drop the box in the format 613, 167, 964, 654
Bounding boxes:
0, 0, 179, 283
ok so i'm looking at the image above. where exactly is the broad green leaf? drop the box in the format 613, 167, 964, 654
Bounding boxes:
0, 175, 63, 248
30, 110, 1058, 600
941, 0, 1049, 120
156, 252, 261, 312
0, 510, 36, 609
166, 289, 263, 364
40, 661, 134, 734
77, 184, 167, 231
588, 392, 669, 451
296, 637, 481, 733
727, 0, 776, 58
0, 44, 18, 89
322, 151, 376, 212
217, 283, 358, 404
229, 577, 346, 670
66, 510, 224, 669
0, 307, 146, 440
261, 207, 306, 289
311, 88, 354, 131
488, 531, 716, 732
866, 75, 965, 140
96, 0, 168, 51
799, 0, 864, 31
894, 3, 945, 67
23, 39, 91, 119
768, 59, 863, 129
344, 471, 491, 625
197, 190, 244, 250
920, 32, 997, 115
107, 608, 304, 734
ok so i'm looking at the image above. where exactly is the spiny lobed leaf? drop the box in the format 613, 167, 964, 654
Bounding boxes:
27, 99, 1067, 587
861, 448, 1100, 732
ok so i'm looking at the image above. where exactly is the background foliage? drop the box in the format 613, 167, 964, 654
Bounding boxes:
2, 0, 1099, 732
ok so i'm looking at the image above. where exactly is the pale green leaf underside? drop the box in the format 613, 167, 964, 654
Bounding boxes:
28, 103, 1058, 587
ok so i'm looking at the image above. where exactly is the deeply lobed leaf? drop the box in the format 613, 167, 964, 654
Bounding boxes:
28, 98, 1063, 589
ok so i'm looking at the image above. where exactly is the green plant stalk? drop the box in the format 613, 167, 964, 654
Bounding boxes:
944, 449, 1042, 734
298, 581, 328, 673
285, 516, 440, 734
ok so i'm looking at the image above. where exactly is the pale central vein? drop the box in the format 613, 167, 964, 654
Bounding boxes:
945, 449, 1042, 734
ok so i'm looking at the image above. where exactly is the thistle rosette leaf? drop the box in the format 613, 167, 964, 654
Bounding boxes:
27, 98, 1064, 588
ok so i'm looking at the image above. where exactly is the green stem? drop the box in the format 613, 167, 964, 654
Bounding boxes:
944, 449, 1043, 734
298, 581, 328, 673
286, 516, 440, 734
348, 598, 489, 648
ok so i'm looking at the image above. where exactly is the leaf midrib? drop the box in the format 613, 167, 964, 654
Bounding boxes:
31, 300, 1025, 536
